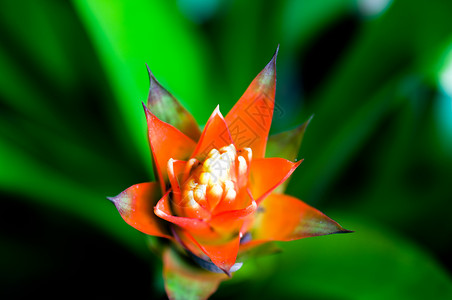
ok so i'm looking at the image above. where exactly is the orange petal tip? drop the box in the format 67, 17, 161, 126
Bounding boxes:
108, 183, 172, 239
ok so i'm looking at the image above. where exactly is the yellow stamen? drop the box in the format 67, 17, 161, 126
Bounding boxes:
178, 144, 251, 215
194, 184, 207, 203
223, 188, 237, 204
238, 155, 247, 177
199, 172, 212, 185
241, 147, 252, 162
208, 183, 223, 208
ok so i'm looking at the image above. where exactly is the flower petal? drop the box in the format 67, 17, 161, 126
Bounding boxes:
154, 192, 212, 234
163, 247, 227, 300
173, 227, 210, 261
191, 106, 233, 160
250, 193, 351, 242
212, 200, 257, 223
198, 235, 241, 276
211, 189, 257, 225
108, 182, 172, 239
144, 104, 197, 192
225, 47, 278, 158
166, 158, 188, 204
175, 227, 241, 275
146, 66, 201, 141
249, 157, 301, 204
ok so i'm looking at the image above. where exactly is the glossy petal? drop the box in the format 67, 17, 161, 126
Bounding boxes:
173, 227, 210, 261
175, 227, 241, 275
199, 235, 241, 275
154, 192, 212, 234
163, 247, 227, 300
212, 200, 257, 223
211, 191, 257, 226
191, 106, 233, 160
166, 159, 188, 204
144, 104, 197, 192
250, 193, 351, 242
225, 47, 278, 158
249, 157, 301, 204
146, 66, 201, 141
108, 182, 172, 239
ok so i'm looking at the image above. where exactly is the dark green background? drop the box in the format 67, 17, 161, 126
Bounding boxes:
1, 0, 451, 299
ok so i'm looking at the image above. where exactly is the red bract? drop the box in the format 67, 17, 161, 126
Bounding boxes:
109, 48, 350, 300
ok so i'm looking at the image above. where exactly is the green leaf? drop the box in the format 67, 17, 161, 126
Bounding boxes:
72, 0, 212, 173
217, 214, 452, 299
266, 116, 312, 161
273, 216, 452, 299
163, 247, 227, 300
281, 0, 352, 49
0, 139, 147, 258
266, 116, 312, 193
293, 0, 452, 202
291, 77, 404, 201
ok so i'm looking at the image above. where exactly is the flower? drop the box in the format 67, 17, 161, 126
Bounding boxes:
108, 47, 350, 299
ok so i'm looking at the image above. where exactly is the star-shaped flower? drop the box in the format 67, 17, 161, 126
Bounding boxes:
109, 47, 350, 300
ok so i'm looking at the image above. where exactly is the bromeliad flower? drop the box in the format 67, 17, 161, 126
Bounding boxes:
109, 47, 350, 300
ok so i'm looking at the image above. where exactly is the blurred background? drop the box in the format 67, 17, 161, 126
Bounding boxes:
1, 0, 451, 299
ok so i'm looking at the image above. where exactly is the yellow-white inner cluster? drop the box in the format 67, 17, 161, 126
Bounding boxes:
182, 144, 252, 213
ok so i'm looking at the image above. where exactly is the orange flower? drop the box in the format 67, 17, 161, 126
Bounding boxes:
109, 47, 350, 299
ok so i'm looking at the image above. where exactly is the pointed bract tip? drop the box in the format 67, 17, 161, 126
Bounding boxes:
270, 44, 279, 64
335, 228, 354, 234
212, 104, 223, 117
296, 115, 313, 134
188, 252, 242, 276
145, 63, 155, 83
106, 196, 117, 204
262, 46, 279, 76
146, 64, 160, 89
142, 101, 148, 111
295, 158, 304, 166
221, 267, 232, 278
142, 102, 156, 119
145, 63, 152, 76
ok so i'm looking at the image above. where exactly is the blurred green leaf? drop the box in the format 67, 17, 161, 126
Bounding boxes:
215, 214, 452, 299
266, 116, 311, 161
73, 0, 213, 172
163, 247, 227, 300
282, 0, 352, 50
0, 139, 147, 257
0, 48, 64, 128
292, 0, 452, 202
0, 0, 75, 87
289, 76, 404, 200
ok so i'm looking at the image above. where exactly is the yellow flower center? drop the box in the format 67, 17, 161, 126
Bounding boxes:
178, 144, 252, 219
